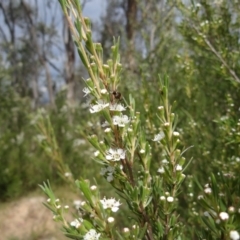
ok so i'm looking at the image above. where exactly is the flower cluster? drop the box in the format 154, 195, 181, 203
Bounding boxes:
100, 197, 121, 212
89, 101, 109, 113
70, 218, 83, 228
112, 114, 129, 127
105, 148, 125, 161
83, 229, 101, 240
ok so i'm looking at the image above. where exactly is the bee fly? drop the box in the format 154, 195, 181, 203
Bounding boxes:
112, 90, 122, 100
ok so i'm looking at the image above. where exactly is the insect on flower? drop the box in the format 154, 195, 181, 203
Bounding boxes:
112, 90, 122, 100
110, 90, 122, 105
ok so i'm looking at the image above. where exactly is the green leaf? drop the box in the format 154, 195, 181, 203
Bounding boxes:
201, 216, 217, 234
138, 222, 148, 239
75, 179, 93, 206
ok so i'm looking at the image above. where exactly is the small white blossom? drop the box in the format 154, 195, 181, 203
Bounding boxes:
153, 132, 165, 142
230, 230, 240, 240
64, 205, 69, 209
100, 197, 121, 212
70, 218, 83, 228
204, 187, 212, 194
198, 195, 204, 200
140, 149, 145, 154
157, 167, 165, 174
229, 206, 235, 213
204, 211, 210, 217
94, 151, 100, 157
167, 196, 174, 202
109, 103, 126, 111
219, 212, 229, 221
173, 131, 180, 136
123, 227, 130, 233
162, 159, 169, 164
90, 185, 97, 191
104, 127, 111, 133
216, 219, 221, 224
64, 172, 72, 178
83, 87, 91, 97
90, 101, 109, 113
112, 114, 130, 127
107, 217, 115, 223
160, 196, 166, 201
176, 164, 182, 171
101, 89, 108, 94
73, 200, 81, 209
81, 201, 86, 206
106, 148, 126, 161
83, 229, 101, 240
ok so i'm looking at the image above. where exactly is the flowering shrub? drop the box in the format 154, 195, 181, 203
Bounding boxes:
39, 0, 240, 239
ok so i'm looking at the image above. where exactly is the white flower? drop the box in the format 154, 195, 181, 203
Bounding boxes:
204, 187, 212, 194
162, 159, 169, 164
176, 164, 182, 171
104, 128, 111, 133
160, 196, 166, 201
109, 103, 126, 111
123, 227, 130, 233
64, 172, 72, 178
90, 185, 97, 190
94, 151, 100, 157
101, 89, 108, 94
173, 131, 180, 136
204, 211, 210, 217
112, 114, 130, 127
90, 101, 109, 113
107, 217, 115, 223
219, 212, 229, 221
157, 167, 165, 174
153, 132, 165, 142
216, 219, 220, 224
83, 229, 101, 240
106, 148, 125, 161
100, 197, 121, 212
83, 87, 91, 97
140, 149, 145, 154
167, 196, 174, 202
229, 206, 235, 213
70, 218, 83, 228
73, 200, 81, 209
127, 127, 133, 132
198, 195, 204, 200
230, 230, 240, 240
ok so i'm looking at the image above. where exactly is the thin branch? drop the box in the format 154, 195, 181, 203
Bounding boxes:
193, 25, 240, 84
